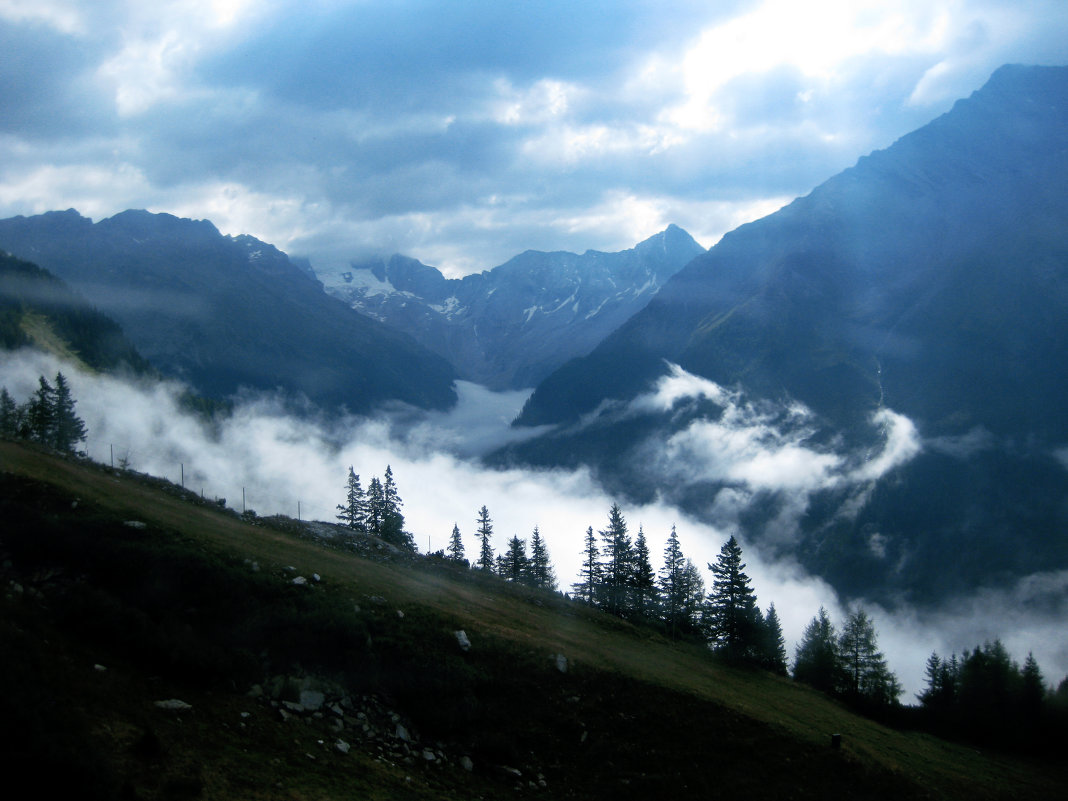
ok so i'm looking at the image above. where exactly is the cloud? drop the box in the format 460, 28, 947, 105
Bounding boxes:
4, 347, 1067, 696
3, 1, 1067, 274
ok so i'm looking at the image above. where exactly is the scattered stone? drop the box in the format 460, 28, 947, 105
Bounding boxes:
455, 630, 471, 652
395, 723, 410, 742
247, 684, 264, 698
396, 609, 405, 619
282, 701, 305, 713
299, 690, 325, 711
292, 576, 307, 586
422, 748, 436, 762
240, 712, 250, 719
312, 573, 321, 582
328, 702, 344, 717
93, 664, 107, 672
580, 730, 588, 743
502, 766, 522, 778
555, 653, 568, 673
335, 739, 350, 754
461, 756, 474, 772
278, 709, 291, 722
154, 699, 192, 711
123, 521, 146, 529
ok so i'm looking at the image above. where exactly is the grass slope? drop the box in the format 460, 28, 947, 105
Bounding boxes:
1, 439, 1063, 800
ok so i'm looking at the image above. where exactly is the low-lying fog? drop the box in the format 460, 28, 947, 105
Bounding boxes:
4, 348, 1066, 698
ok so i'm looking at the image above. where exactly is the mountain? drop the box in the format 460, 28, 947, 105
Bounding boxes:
3, 439, 1065, 800
1, 251, 151, 374
0, 210, 457, 413
506, 65, 1068, 605
322, 225, 705, 389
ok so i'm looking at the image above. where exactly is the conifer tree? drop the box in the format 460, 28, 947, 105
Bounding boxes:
528, 526, 557, 590
447, 523, 466, 563
0, 387, 17, 437
500, 536, 529, 583
27, 374, 56, 445
706, 535, 761, 661
759, 603, 789, 675
630, 525, 657, 619
599, 503, 633, 616
476, 505, 495, 571
659, 525, 688, 637
380, 465, 413, 549
679, 559, 706, 634
51, 372, 87, 453
336, 466, 368, 531
793, 607, 840, 694
365, 476, 385, 535
838, 608, 900, 705
571, 526, 600, 604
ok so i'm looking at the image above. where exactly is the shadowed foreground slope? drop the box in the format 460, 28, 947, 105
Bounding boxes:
1, 440, 1063, 800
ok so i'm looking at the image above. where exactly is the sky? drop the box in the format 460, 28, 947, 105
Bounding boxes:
5, 349, 1068, 697
3, 1, 1068, 276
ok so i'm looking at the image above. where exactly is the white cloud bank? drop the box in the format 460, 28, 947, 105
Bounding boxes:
2, 349, 1066, 696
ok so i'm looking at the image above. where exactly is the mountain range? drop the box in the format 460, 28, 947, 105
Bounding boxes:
0, 210, 457, 414
503, 64, 1068, 606
320, 224, 704, 390
1, 64, 1066, 610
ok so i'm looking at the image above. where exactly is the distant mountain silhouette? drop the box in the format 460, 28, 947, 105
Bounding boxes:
0, 210, 457, 413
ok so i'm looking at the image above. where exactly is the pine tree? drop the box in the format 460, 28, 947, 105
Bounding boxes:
571, 526, 600, 604
659, 525, 688, 638
1020, 652, 1046, 721
447, 523, 466, 563
365, 476, 385, 535
336, 466, 368, 531
759, 603, 789, 675
706, 535, 761, 662
51, 372, 87, 452
679, 559, 706, 634
476, 505, 495, 571
0, 387, 17, 437
630, 525, 657, 619
27, 374, 56, 445
528, 526, 557, 590
599, 503, 633, 616
793, 607, 841, 694
500, 536, 529, 583
380, 465, 413, 549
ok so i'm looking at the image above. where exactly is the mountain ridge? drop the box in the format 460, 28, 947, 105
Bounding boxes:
322, 224, 705, 389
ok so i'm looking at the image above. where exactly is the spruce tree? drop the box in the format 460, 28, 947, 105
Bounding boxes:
476, 505, 495, 571
447, 523, 466, 563
501, 536, 529, 583
630, 526, 657, 619
27, 374, 56, 445
0, 387, 17, 437
336, 466, 368, 531
528, 526, 557, 590
793, 607, 840, 694
365, 476, 385, 535
679, 559, 706, 634
599, 503, 633, 616
380, 465, 412, 549
571, 526, 600, 604
759, 603, 789, 675
659, 525, 688, 638
706, 535, 761, 662
51, 372, 87, 453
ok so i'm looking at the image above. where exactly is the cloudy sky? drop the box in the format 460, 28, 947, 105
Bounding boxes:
3, 1, 1068, 276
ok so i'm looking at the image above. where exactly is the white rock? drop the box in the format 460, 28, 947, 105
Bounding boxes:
299, 690, 325, 711
461, 755, 474, 772
123, 521, 146, 529
455, 630, 471, 652
154, 699, 192, 711
555, 653, 568, 673
395, 723, 410, 742
335, 739, 350, 754
292, 576, 307, 585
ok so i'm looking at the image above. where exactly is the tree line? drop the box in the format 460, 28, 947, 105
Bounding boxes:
0, 372, 87, 453
334, 471, 1068, 748
335, 464, 414, 550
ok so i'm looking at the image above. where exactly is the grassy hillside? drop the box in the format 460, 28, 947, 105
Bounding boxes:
1, 439, 1063, 800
